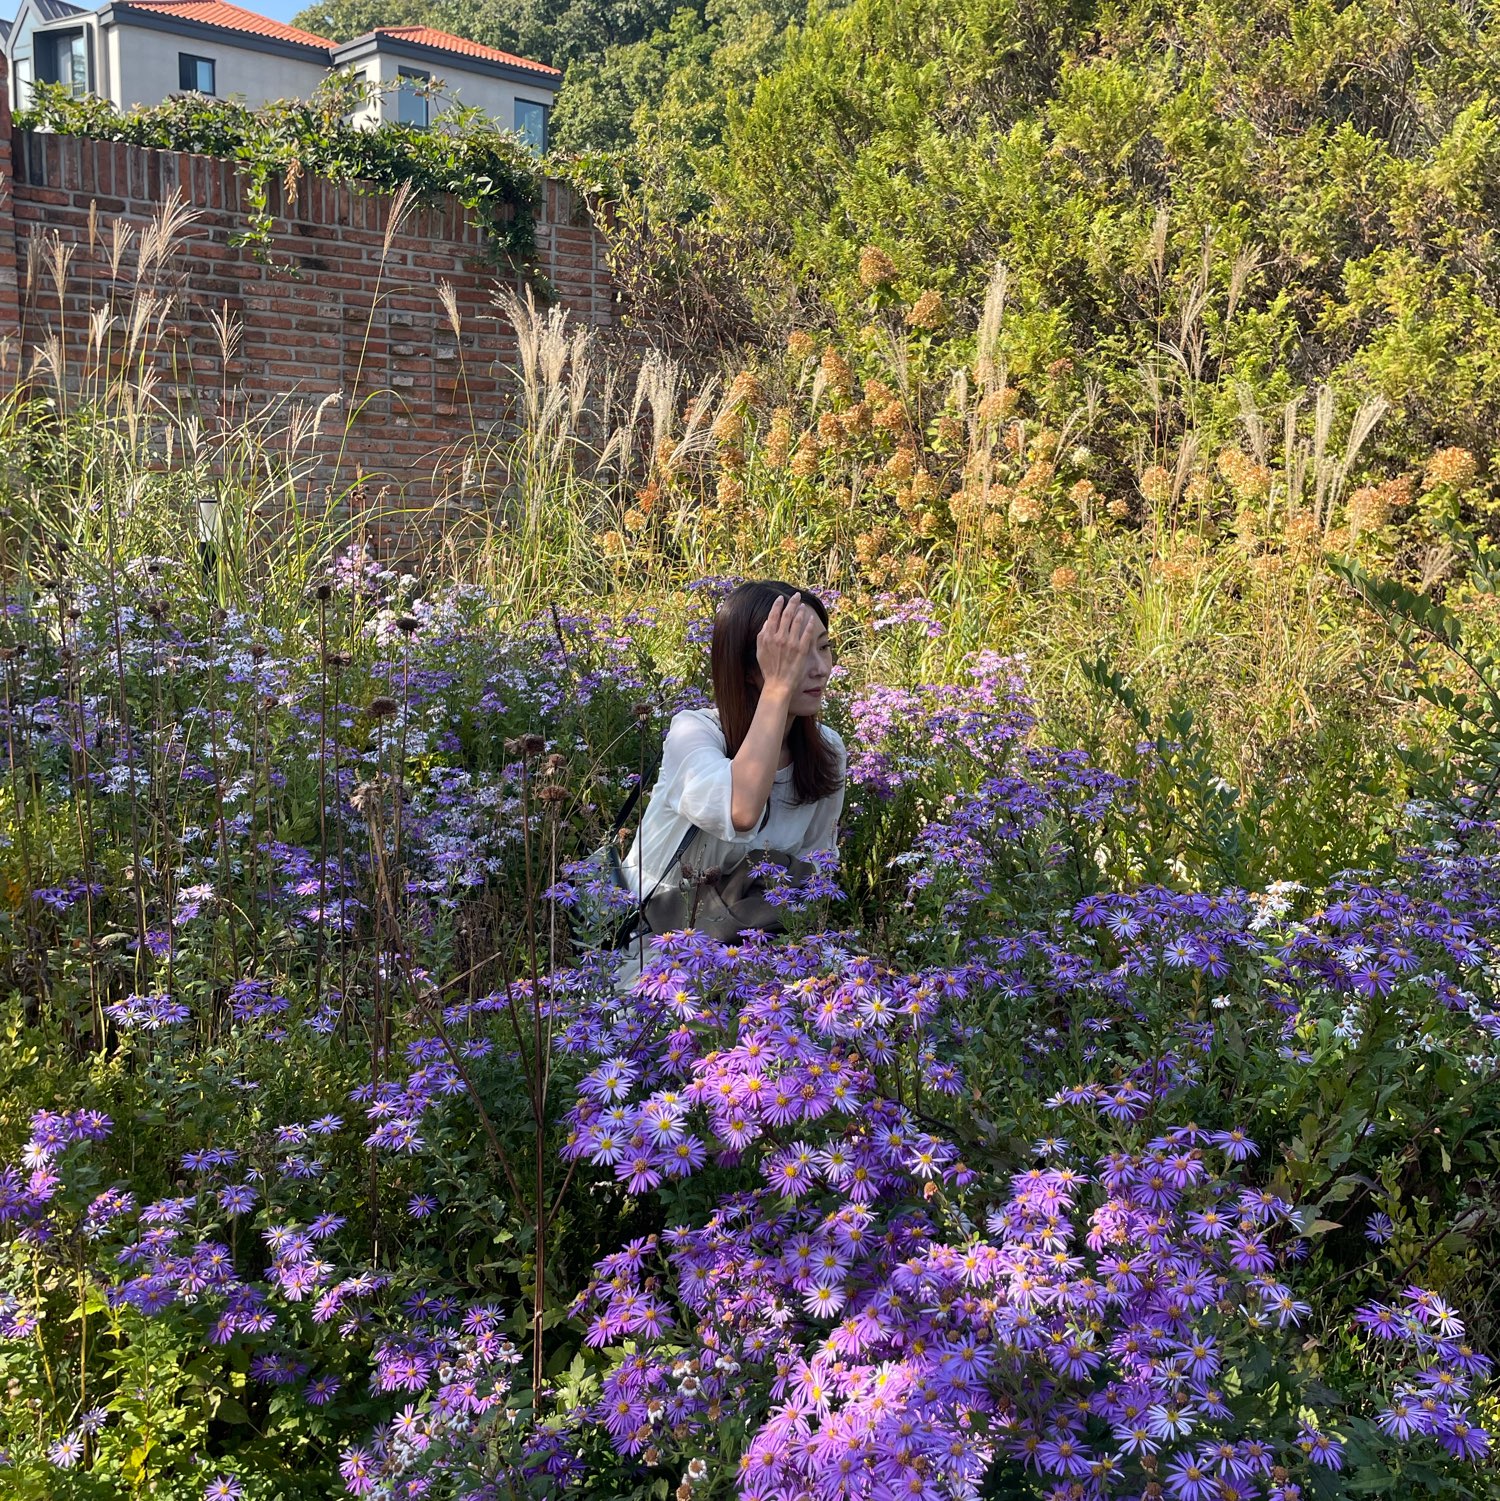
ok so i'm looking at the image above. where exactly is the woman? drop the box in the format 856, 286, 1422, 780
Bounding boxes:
616, 580, 846, 979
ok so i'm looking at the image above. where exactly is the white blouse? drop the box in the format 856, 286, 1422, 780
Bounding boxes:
618, 707, 846, 906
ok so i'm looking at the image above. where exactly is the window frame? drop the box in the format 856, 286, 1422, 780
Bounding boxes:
395, 66, 430, 128
514, 98, 549, 152
38, 28, 90, 97
177, 52, 216, 95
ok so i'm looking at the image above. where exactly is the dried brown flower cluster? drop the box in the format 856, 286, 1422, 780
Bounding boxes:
790, 432, 822, 479
1216, 446, 1272, 500
858, 244, 898, 289
726, 368, 763, 407
905, 289, 946, 330
976, 388, 1017, 427
1347, 474, 1412, 534
764, 408, 794, 469
1423, 446, 1477, 492
1139, 465, 1173, 504
820, 348, 854, 398
712, 406, 746, 444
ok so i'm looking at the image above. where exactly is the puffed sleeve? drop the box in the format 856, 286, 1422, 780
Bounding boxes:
656, 711, 762, 845
799, 726, 847, 860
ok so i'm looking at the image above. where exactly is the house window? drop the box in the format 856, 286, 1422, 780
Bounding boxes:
38, 29, 89, 97
514, 99, 548, 152
396, 68, 429, 128
178, 54, 216, 94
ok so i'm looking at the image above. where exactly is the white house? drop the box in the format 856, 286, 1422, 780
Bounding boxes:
2, 0, 561, 148
332, 25, 558, 145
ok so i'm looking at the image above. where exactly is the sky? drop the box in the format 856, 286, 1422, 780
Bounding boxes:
248, 0, 315, 19
2, 0, 333, 26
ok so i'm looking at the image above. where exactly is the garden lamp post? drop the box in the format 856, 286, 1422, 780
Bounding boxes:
196, 491, 219, 591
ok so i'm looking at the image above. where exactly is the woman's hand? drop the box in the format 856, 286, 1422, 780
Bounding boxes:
726, 595, 820, 832
755, 596, 820, 696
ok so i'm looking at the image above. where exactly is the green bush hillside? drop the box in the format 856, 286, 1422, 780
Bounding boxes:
591, 0, 1500, 484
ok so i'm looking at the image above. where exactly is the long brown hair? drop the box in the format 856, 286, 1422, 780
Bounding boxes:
709, 580, 842, 805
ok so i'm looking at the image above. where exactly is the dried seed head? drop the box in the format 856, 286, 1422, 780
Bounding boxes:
325, 650, 351, 668
248, 643, 269, 661
0, 646, 17, 661
146, 599, 169, 622
537, 783, 568, 805
367, 696, 399, 719
544, 753, 567, 775
503, 736, 522, 756
312, 581, 333, 602
349, 779, 383, 816
521, 733, 546, 758
395, 615, 419, 635
632, 702, 652, 722
66, 607, 83, 621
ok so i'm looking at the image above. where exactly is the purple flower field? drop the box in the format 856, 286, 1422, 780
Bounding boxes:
0, 546, 1497, 1500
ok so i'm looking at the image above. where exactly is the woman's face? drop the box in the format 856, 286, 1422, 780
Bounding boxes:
785, 609, 834, 717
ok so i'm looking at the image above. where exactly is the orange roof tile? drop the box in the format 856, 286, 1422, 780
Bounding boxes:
114, 0, 334, 50
368, 25, 560, 80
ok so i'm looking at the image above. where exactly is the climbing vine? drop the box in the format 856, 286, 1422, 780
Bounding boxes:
15, 72, 546, 266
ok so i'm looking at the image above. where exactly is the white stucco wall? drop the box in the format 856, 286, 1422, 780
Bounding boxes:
106, 22, 329, 109
10, 8, 103, 108
6, 13, 557, 136
345, 53, 554, 138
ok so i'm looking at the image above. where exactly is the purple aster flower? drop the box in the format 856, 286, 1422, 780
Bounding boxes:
1207, 1127, 1258, 1161
339, 1445, 376, 1496
48, 1433, 84, 1468
1354, 1303, 1410, 1341
1376, 1398, 1422, 1440
1299, 1427, 1344, 1469
1437, 1418, 1491, 1460
217, 1184, 257, 1215
1165, 1451, 1220, 1501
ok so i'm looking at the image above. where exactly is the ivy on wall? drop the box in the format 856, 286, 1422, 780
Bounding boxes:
15, 73, 547, 267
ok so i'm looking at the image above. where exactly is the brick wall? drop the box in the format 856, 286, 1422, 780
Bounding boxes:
0, 51, 614, 525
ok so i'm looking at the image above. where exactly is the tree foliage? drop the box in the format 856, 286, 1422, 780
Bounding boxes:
585, 0, 1500, 479
291, 0, 810, 153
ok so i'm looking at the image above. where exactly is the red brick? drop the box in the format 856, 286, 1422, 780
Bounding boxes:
0, 129, 612, 503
